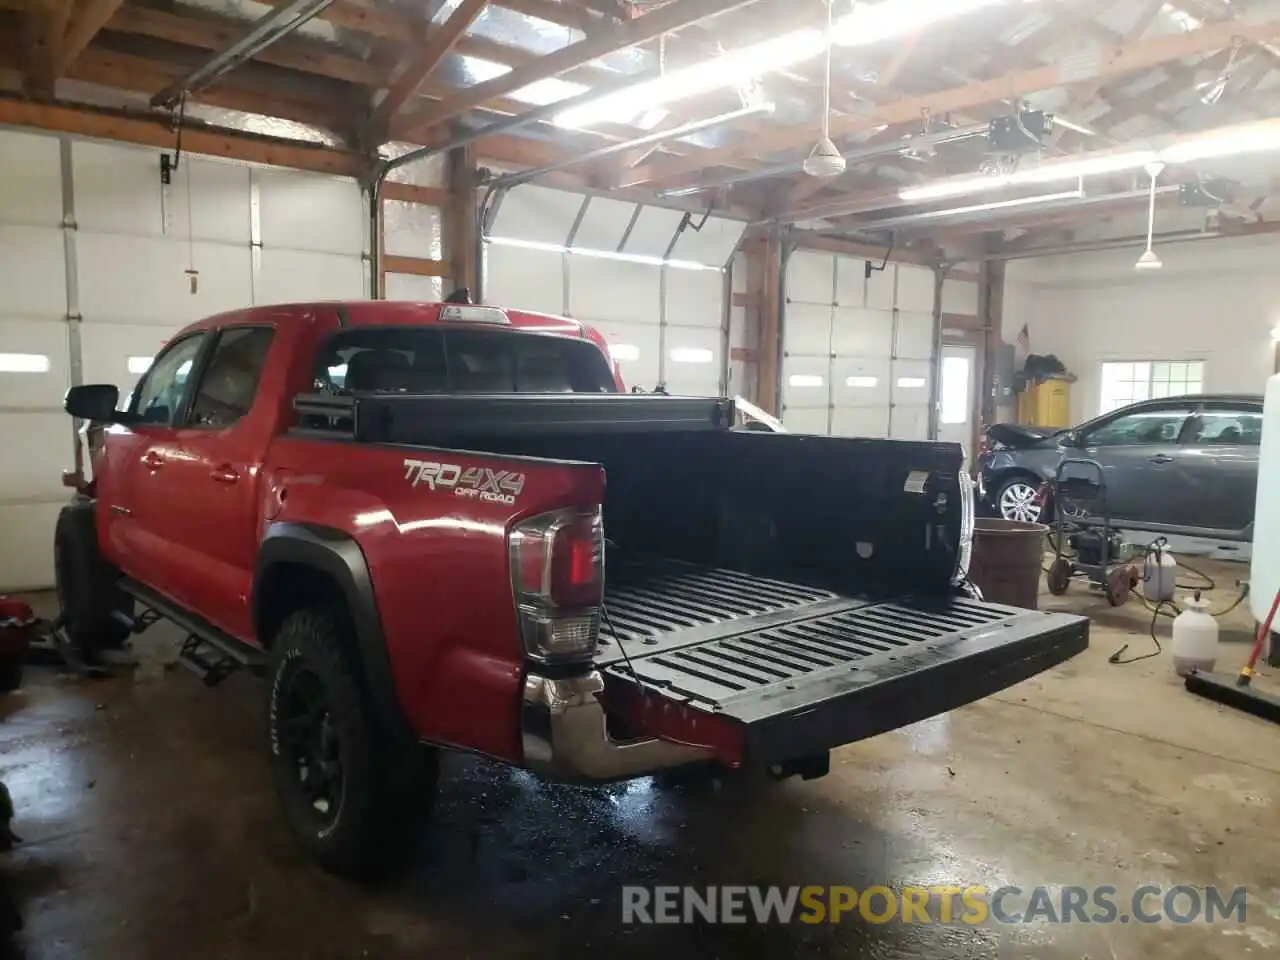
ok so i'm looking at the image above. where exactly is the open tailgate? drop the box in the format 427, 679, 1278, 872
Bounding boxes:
598, 572, 1087, 763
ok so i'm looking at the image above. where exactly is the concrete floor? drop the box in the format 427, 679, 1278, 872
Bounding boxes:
2, 567, 1279, 959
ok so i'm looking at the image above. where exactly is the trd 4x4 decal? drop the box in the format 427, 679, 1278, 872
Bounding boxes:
403, 458, 526, 505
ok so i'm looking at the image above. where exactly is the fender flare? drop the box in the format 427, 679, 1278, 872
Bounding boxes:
253, 522, 410, 740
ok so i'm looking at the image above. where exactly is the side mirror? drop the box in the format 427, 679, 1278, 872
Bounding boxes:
1059, 430, 1082, 448
65, 384, 122, 423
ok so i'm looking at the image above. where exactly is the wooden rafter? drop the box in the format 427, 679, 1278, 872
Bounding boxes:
0, 97, 365, 174
622, 17, 1280, 188
102, 5, 382, 85
56, 0, 127, 76
370, 0, 488, 136
392, 0, 760, 140
22, 0, 74, 94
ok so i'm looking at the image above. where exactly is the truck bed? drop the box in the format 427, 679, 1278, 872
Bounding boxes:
600, 559, 1087, 762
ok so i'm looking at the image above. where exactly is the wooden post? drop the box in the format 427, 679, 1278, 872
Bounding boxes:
744, 228, 784, 415
448, 144, 478, 297
978, 258, 1006, 428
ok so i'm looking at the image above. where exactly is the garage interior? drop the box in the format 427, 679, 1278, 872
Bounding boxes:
2, 0, 1280, 955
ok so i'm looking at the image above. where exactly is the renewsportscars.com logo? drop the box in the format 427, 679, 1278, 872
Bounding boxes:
621, 885, 1249, 926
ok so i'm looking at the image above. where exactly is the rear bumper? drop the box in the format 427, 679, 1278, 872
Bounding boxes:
520, 670, 712, 782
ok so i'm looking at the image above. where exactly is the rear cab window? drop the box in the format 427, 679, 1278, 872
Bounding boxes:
314, 326, 617, 395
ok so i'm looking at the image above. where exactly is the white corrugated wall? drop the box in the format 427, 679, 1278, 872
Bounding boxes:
0, 127, 368, 590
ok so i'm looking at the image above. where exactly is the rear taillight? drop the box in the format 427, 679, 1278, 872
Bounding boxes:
509, 507, 604, 663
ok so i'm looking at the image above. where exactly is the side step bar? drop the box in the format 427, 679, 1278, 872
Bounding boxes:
119, 580, 268, 687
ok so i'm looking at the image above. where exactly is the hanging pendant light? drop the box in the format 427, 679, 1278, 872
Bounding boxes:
1135, 160, 1165, 271
803, 0, 847, 179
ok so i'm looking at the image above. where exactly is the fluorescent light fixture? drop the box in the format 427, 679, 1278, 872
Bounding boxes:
872, 189, 1083, 225
555, 0, 1025, 129
901, 119, 1280, 205
845, 375, 878, 388
609, 343, 641, 361
1159, 122, 1280, 164
788, 374, 824, 387
670, 347, 714, 364
896, 376, 927, 388
554, 30, 825, 129
901, 151, 1155, 202
0, 353, 50, 373
127, 356, 153, 374
486, 235, 719, 272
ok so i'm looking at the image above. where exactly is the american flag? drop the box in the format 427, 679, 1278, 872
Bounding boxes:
1016, 323, 1030, 355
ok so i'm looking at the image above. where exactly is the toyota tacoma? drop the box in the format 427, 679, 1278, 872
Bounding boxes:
56, 298, 1088, 877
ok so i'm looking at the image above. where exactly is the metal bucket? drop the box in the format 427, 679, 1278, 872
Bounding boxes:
968, 518, 1048, 610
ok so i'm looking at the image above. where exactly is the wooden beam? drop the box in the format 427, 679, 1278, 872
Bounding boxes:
0, 97, 366, 175
382, 254, 452, 277
623, 17, 1280, 188
393, 0, 758, 140
57, 0, 127, 75
755, 230, 782, 415
101, 5, 382, 85
24, 0, 73, 95
447, 145, 479, 293
371, 0, 487, 135
382, 181, 451, 206
63, 47, 350, 132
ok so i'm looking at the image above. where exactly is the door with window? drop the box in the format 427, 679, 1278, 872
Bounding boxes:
1179, 404, 1263, 538
938, 344, 977, 460
106, 333, 208, 588
157, 326, 277, 635
1076, 403, 1196, 526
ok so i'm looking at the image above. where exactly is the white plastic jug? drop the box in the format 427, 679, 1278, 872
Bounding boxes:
1143, 543, 1178, 603
1171, 592, 1218, 677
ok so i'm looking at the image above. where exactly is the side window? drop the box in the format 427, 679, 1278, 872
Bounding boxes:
188, 327, 276, 428
131, 335, 206, 425
1187, 410, 1263, 446
1085, 409, 1192, 447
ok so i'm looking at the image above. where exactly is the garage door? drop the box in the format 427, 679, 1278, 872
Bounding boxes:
0, 130, 368, 591
0, 131, 70, 592
781, 252, 937, 440
482, 184, 740, 396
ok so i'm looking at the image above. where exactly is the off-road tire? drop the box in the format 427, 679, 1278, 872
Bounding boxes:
54, 502, 132, 657
267, 607, 438, 879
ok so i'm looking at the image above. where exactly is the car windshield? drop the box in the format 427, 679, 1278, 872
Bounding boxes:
314, 326, 617, 395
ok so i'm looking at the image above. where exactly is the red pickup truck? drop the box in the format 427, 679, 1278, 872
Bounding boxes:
57, 298, 1088, 878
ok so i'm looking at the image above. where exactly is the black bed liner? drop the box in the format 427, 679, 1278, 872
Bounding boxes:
600, 561, 1088, 763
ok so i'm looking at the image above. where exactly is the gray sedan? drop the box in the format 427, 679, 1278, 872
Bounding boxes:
976, 394, 1262, 541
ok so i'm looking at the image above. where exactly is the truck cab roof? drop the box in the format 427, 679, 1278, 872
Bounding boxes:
182, 301, 590, 338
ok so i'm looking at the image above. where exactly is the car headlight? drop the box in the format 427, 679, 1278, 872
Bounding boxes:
953, 471, 975, 588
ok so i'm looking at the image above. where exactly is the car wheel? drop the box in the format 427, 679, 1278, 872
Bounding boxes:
268, 606, 438, 879
995, 477, 1044, 523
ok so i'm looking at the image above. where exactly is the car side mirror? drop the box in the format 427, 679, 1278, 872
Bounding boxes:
65, 384, 122, 423
1059, 430, 1082, 448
